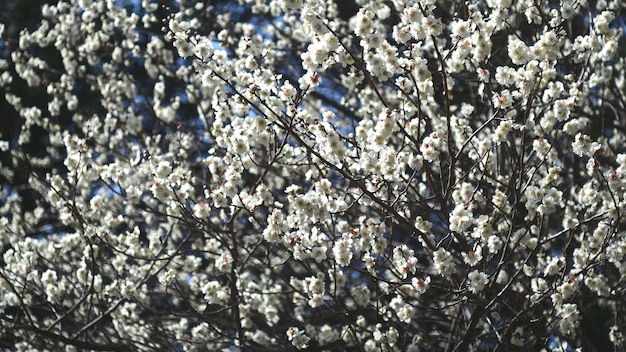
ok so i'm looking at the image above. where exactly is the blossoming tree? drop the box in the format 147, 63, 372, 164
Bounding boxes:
1, 0, 625, 350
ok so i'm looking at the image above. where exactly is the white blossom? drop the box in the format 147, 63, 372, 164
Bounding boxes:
2, 0, 625, 350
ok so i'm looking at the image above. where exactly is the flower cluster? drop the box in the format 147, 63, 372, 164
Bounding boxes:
0, 0, 625, 350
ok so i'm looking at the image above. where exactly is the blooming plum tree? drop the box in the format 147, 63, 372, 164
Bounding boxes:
0, 0, 625, 351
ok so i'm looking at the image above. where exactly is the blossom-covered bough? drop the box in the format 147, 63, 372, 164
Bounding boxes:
1, 0, 625, 350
